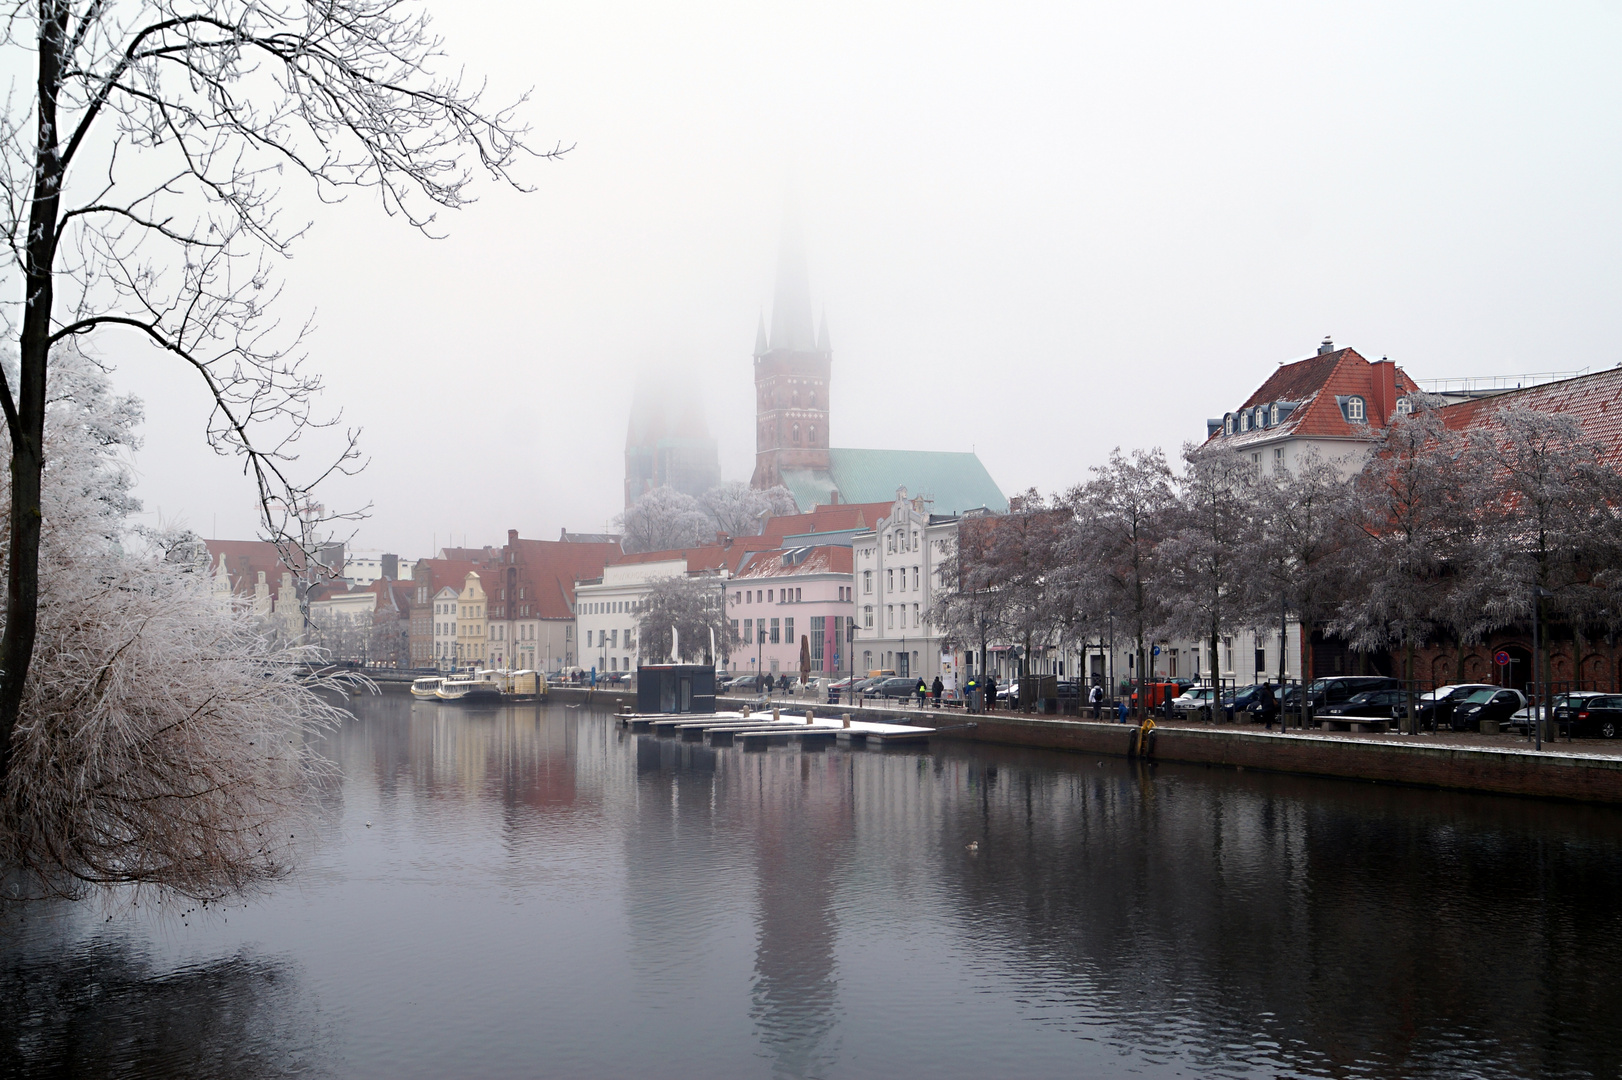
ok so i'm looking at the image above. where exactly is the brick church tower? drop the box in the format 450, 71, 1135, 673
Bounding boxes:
750, 211, 831, 491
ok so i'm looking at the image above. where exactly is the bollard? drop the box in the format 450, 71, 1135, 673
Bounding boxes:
773, 707, 780, 722
741, 704, 751, 718
842, 714, 851, 728
805, 711, 814, 725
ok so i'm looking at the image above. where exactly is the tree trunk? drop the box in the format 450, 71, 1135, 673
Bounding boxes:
0, 8, 68, 780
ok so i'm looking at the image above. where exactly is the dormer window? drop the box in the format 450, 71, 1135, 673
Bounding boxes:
1395, 397, 1413, 416
1269, 403, 1280, 426
1240, 412, 1250, 432
1254, 407, 1266, 429
1347, 396, 1366, 422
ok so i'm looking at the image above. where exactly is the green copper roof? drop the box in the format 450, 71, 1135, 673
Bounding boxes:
828, 448, 1007, 514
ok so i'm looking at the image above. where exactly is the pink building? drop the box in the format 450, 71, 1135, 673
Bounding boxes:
727, 545, 856, 678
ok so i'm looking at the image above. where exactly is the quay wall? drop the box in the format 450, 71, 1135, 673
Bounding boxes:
954, 714, 1622, 805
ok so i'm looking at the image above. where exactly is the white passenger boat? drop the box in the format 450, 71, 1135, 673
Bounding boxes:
435, 671, 502, 703
410, 676, 445, 700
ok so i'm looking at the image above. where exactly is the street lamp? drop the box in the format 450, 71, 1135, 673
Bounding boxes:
1107, 610, 1116, 714
1532, 584, 1554, 751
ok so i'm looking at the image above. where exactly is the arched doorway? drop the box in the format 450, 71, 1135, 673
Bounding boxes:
1500, 644, 1531, 692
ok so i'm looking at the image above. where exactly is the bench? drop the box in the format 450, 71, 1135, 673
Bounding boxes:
1320, 717, 1391, 734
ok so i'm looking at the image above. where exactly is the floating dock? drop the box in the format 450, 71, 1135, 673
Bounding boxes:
615, 708, 933, 748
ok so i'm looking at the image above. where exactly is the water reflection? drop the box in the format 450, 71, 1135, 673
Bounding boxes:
3, 698, 1622, 1080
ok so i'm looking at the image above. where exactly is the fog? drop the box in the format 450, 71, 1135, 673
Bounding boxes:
103, 0, 1622, 557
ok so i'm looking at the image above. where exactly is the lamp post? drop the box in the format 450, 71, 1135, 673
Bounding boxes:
1532, 585, 1553, 751
1107, 610, 1116, 713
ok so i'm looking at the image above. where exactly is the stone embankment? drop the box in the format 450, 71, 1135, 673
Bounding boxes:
401, 680, 1622, 804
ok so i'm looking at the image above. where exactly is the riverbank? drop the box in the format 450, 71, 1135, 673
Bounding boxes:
400, 683, 1622, 804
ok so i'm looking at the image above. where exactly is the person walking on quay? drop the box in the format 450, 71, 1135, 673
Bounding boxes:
915, 677, 928, 709
984, 675, 997, 713
965, 674, 980, 713
931, 675, 944, 707
1090, 682, 1104, 719
1258, 682, 1277, 731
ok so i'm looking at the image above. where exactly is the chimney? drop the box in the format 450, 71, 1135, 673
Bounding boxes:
1370, 357, 1398, 422
1317, 336, 1334, 355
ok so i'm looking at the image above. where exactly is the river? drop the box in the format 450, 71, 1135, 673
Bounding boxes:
4, 696, 1622, 1079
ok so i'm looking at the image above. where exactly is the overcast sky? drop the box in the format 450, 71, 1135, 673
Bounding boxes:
109, 0, 1622, 558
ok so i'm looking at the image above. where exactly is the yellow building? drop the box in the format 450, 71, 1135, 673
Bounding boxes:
454, 572, 489, 667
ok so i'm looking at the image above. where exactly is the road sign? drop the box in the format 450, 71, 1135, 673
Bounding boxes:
1152, 645, 1161, 657
1494, 650, 1511, 667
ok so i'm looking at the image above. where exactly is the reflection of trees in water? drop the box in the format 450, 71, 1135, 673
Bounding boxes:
0, 937, 326, 1079
929, 748, 1622, 1078
625, 738, 852, 1078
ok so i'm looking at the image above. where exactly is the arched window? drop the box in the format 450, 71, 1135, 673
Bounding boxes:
1270, 403, 1280, 425
1347, 396, 1366, 422
792, 423, 800, 444
1240, 413, 1250, 432
791, 390, 799, 407
808, 426, 816, 445
1224, 414, 1234, 436
809, 390, 818, 408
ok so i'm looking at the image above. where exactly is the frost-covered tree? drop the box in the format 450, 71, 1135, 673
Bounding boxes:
1159, 443, 1261, 691
1067, 448, 1177, 712
0, 348, 349, 901
699, 481, 798, 539
0, 1, 553, 779
617, 486, 715, 554
635, 575, 730, 665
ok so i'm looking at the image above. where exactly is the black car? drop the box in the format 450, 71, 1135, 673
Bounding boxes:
1223, 683, 1273, 717
1301, 676, 1401, 712
1571, 696, 1622, 739
1450, 687, 1526, 730
1321, 688, 1406, 718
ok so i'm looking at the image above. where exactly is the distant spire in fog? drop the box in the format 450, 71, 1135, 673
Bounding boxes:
754, 311, 769, 358
768, 201, 817, 353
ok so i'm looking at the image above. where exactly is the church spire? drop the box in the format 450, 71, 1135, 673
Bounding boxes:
768, 200, 816, 352
753, 311, 768, 358
816, 308, 830, 356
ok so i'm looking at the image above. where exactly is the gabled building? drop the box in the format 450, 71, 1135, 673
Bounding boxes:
1203, 339, 1423, 476
851, 489, 962, 683
728, 545, 855, 678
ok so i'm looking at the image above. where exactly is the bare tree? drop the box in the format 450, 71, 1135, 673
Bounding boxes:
1159, 443, 1261, 695
699, 481, 798, 538
617, 485, 715, 553
635, 574, 729, 665
1067, 448, 1176, 714
0, 1, 556, 778
1334, 406, 1485, 731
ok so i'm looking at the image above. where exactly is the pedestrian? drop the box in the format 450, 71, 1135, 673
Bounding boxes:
1259, 682, 1277, 731
984, 675, 996, 713
1164, 684, 1177, 720
1090, 682, 1104, 719
931, 675, 944, 706
965, 674, 980, 713
915, 677, 928, 708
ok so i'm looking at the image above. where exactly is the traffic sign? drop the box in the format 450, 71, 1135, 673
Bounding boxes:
1152, 645, 1161, 657
1494, 650, 1511, 667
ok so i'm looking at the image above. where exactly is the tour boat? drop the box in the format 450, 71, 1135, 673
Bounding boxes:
435, 671, 503, 704
410, 676, 445, 700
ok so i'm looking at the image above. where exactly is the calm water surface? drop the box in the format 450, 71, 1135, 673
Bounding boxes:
5, 696, 1622, 1079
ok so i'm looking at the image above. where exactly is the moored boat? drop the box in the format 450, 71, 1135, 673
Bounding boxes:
410, 676, 445, 700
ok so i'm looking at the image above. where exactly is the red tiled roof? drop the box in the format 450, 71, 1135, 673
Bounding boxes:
760, 502, 892, 538
509, 537, 618, 619
1438, 368, 1622, 462
1211, 348, 1422, 448
735, 546, 855, 578
204, 538, 339, 597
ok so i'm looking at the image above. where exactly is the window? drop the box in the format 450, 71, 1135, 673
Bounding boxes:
792, 423, 800, 444
808, 426, 816, 445
864, 606, 874, 629
1224, 414, 1234, 436
863, 571, 872, 594
1347, 396, 1366, 422
1395, 397, 1413, 416
744, 619, 754, 644
912, 603, 919, 627
811, 617, 825, 663
887, 532, 896, 553
770, 618, 780, 644
887, 569, 894, 590
1270, 403, 1279, 425
1240, 412, 1250, 432
912, 567, 920, 591
796, 588, 803, 602
785, 618, 794, 645
1274, 447, 1284, 471
729, 618, 739, 641
887, 605, 895, 629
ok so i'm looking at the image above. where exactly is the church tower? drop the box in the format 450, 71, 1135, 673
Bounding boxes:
750, 209, 832, 493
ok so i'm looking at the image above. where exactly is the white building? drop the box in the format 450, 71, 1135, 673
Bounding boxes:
430, 585, 459, 668
850, 490, 959, 684
575, 556, 732, 675
342, 550, 416, 588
